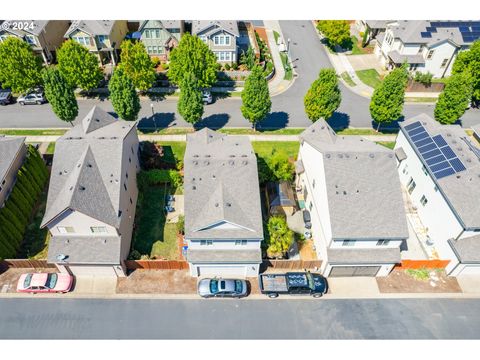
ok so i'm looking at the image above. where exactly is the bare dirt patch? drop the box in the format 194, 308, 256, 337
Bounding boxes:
117, 270, 197, 294
377, 268, 461, 293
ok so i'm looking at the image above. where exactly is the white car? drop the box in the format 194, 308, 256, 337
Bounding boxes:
197, 278, 248, 298
202, 90, 213, 104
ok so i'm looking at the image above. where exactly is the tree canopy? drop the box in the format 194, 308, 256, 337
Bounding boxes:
434, 72, 473, 124
118, 40, 156, 91
108, 67, 140, 121
168, 33, 218, 88
452, 40, 480, 102
177, 72, 204, 124
316, 20, 351, 48
57, 40, 103, 91
241, 66, 271, 130
304, 68, 341, 121
265, 216, 294, 258
42, 67, 78, 123
0, 37, 42, 93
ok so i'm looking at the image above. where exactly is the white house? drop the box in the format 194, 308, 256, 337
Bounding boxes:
191, 20, 239, 64
41, 106, 140, 277
395, 114, 480, 276
295, 120, 409, 277
375, 20, 480, 78
184, 129, 263, 278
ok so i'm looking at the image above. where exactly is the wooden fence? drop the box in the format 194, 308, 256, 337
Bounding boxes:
396, 259, 450, 270
262, 260, 322, 270
124, 260, 189, 270
0, 259, 56, 269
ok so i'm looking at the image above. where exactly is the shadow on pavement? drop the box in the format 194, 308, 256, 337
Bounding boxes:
370, 115, 406, 132
327, 112, 350, 130
194, 113, 230, 130
257, 111, 289, 130
138, 112, 176, 133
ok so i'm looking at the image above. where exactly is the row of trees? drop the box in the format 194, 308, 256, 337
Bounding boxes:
0, 146, 48, 259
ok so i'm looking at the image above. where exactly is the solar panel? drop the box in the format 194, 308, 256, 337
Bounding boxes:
411, 131, 429, 142
415, 137, 434, 148
433, 168, 456, 179
430, 161, 451, 172
426, 154, 447, 166
440, 146, 457, 159
422, 148, 442, 160
418, 143, 437, 154
432, 135, 448, 148
408, 126, 427, 136
404, 121, 422, 131
421, 32, 432, 38
450, 158, 466, 172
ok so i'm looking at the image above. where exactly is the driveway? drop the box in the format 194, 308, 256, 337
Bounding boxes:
347, 54, 386, 73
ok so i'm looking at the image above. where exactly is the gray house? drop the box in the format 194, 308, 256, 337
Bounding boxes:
0, 136, 27, 207
192, 20, 239, 64
184, 129, 263, 277
41, 106, 140, 277
138, 20, 184, 61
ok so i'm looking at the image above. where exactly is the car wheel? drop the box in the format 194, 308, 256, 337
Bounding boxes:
312, 293, 323, 298
36, 101, 42, 105
268, 293, 279, 299
19, 102, 25, 106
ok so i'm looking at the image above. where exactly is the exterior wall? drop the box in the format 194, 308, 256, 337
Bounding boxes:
189, 263, 259, 278
198, 27, 238, 64
0, 143, 27, 206
422, 41, 457, 78
109, 20, 128, 50
47, 210, 119, 237
69, 29, 96, 51
324, 263, 395, 277
38, 21, 70, 63
187, 239, 261, 250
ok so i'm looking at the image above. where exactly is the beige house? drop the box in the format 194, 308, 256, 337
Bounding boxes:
41, 106, 140, 277
137, 20, 184, 61
0, 136, 27, 207
192, 20, 239, 64
64, 20, 129, 65
0, 20, 70, 64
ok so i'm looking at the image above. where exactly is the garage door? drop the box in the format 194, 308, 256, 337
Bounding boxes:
458, 265, 480, 276
67, 265, 117, 277
197, 266, 247, 278
329, 266, 381, 277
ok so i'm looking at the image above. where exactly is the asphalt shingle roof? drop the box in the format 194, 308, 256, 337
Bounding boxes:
187, 249, 262, 263
300, 120, 409, 240
0, 136, 25, 183
65, 20, 115, 37
448, 235, 480, 264
191, 20, 239, 37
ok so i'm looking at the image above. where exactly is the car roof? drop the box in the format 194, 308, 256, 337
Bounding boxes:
30, 273, 49, 287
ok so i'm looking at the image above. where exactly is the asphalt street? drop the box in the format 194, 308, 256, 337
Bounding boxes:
1, 298, 480, 339
0, 20, 478, 129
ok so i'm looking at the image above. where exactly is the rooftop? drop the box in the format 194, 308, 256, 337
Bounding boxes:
191, 20, 240, 37
448, 234, 480, 264
65, 20, 116, 37
0, 20, 49, 36
300, 120, 409, 240
0, 136, 25, 183
187, 249, 262, 263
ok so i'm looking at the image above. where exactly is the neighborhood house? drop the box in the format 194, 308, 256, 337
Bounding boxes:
192, 20, 240, 64
137, 20, 184, 61
41, 106, 140, 277
0, 136, 27, 207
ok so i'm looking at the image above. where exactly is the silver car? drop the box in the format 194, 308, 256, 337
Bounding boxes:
18, 92, 46, 105
197, 278, 248, 298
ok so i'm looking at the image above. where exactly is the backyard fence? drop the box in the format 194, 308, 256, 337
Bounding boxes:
0, 259, 56, 269
396, 259, 450, 270
262, 260, 322, 270
124, 260, 189, 270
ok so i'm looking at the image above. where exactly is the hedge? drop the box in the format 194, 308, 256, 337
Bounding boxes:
138, 169, 183, 190
0, 145, 48, 259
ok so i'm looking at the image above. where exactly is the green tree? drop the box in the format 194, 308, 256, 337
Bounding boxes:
118, 40, 156, 91
369, 66, 408, 131
168, 33, 218, 88
434, 72, 473, 124
240, 46, 257, 70
452, 40, 480, 102
241, 66, 271, 130
316, 20, 351, 48
267, 150, 294, 182
108, 67, 140, 121
265, 216, 294, 258
177, 71, 204, 124
57, 40, 103, 91
304, 68, 341, 121
42, 67, 78, 124
0, 37, 42, 93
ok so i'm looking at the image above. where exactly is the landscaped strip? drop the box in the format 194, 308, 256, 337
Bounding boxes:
340, 72, 356, 87
355, 68, 383, 89
279, 52, 293, 81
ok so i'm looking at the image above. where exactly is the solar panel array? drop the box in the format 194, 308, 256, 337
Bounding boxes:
404, 121, 467, 180
419, 21, 480, 43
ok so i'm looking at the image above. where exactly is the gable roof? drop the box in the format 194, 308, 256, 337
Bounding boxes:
138, 20, 180, 45
0, 136, 25, 183
400, 114, 480, 229
300, 120, 409, 240
65, 20, 115, 37
0, 20, 49, 37
191, 20, 239, 37
184, 128, 263, 240
41, 106, 137, 229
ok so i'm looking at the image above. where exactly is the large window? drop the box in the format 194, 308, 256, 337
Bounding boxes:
213, 35, 231, 46
215, 51, 232, 61
57, 226, 75, 234
235, 240, 247, 246
25, 35, 36, 45
97, 35, 108, 47
73, 36, 91, 46
90, 226, 107, 234
376, 239, 390, 246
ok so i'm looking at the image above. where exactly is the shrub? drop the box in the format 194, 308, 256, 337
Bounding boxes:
265, 216, 294, 258
414, 71, 433, 86
231, 63, 239, 70
176, 215, 185, 234
128, 250, 141, 260
224, 63, 231, 71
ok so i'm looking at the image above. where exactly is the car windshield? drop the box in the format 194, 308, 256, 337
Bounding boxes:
209, 279, 219, 294
235, 280, 243, 293
23, 274, 33, 288
307, 273, 315, 290
45, 273, 58, 289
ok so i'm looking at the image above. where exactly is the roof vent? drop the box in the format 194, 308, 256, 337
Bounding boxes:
87, 163, 92, 168
446, 133, 452, 137
338, 154, 343, 158
241, 154, 248, 158
215, 203, 219, 207
95, 118, 100, 122
193, 161, 198, 165
69, 186, 73, 191
204, 160, 210, 165
77, 163, 81, 168
452, 140, 457, 144
326, 154, 331, 159
192, 186, 196, 190
56, 254, 68, 261
345, 154, 350, 159
103, 239, 107, 244
242, 160, 248, 165
193, 154, 199, 158
388, 154, 394, 158
229, 160, 235, 166
64, 170, 68, 174
205, 154, 211, 158
65, 239, 70, 244
343, 191, 347, 195
79, 185, 86, 191
226, 202, 232, 207
212, 175, 216, 179
229, 155, 236, 158
59, 171, 63, 175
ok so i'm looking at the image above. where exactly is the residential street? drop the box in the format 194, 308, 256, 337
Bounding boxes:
0, 21, 479, 130
1, 298, 480, 339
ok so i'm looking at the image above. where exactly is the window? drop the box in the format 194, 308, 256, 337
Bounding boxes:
440, 58, 449, 68
199, 35, 207, 43
407, 177, 416, 194
97, 35, 108, 46
57, 226, 74, 234
309, 201, 313, 211
422, 165, 428, 176
342, 240, 355, 247
130, 197, 133, 204
25, 35, 36, 45
73, 36, 91, 46
152, 46, 158, 54
376, 239, 390, 246
90, 226, 107, 234
420, 195, 428, 206
200, 240, 213, 246
235, 240, 247, 246
124, 183, 127, 191
426, 50, 434, 60
147, 46, 153, 54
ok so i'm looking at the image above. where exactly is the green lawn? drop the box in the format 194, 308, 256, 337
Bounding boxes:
280, 52, 293, 80
405, 97, 438, 103
349, 36, 366, 55
155, 141, 186, 162
46, 142, 56, 154
218, 128, 304, 135
376, 141, 396, 150
252, 141, 299, 159
356, 69, 383, 89
132, 184, 179, 259
273, 30, 280, 44
340, 72, 356, 87
0, 129, 67, 136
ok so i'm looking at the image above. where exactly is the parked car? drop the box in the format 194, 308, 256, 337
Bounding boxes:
259, 271, 327, 298
197, 278, 248, 298
0, 89, 13, 106
303, 210, 312, 229
202, 90, 213, 104
17, 91, 47, 105
16, 273, 73, 293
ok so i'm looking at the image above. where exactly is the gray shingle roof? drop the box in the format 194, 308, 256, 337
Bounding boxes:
365, 20, 393, 30
327, 247, 401, 264
400, 114, 480, 229
191, 20, 239, 37
388, 50, 425, 64
47, 235, 121, 264
0, 20, 49, 36
448, 235, 480, 264
65, 20, 115, 37
187, 249, 262, 263
472, 124, 480, 138
0, 136, 25, 183
300, 120, 409, 240
184, 128, 263, 240
41, 106, 137, 229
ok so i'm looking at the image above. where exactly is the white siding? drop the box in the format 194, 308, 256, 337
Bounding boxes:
48, 210, 118, 236
187, 239, 261, 250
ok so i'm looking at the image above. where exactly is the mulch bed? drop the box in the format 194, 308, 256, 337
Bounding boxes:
406, 80, 444, 93
377, 268, 462, 293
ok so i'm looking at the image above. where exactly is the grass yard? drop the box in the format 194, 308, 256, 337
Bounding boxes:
154, 141, 186, 163
349, 36, 367, 55
405, 97, 438, 103
336, 128, 399, 135
218, 128, 304, 135
132, 184, 179, 259
356, 69, 383, 89
252, 141, 299, 159
0, 129, 67, 136
280, 52, 293, 81
273, 30, 281, 44
46, 142, 56, 154
376, 141, 396, 150
340, 72, 356, 87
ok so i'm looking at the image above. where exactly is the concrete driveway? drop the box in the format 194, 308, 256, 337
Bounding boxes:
347, 54, 386, 74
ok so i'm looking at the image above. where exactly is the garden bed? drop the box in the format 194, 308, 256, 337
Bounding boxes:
377, 268, 461, 293
406, 79, 444, 93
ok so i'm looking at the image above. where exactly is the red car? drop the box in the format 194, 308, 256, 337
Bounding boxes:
16, 273, 73, 293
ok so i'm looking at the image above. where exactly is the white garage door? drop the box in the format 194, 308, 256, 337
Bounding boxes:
67, 265, 117, 277
458, 265, 480, 276
329, 266, 381, 277
197, 266, 247, 278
